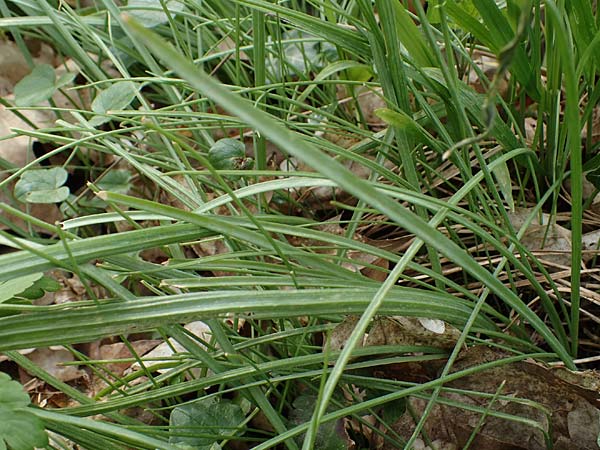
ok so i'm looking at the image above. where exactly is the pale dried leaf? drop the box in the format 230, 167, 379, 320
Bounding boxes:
418, 317, 445, 334
0, 39, 52, 87
25, 347, 85, 382
521, 223, 572, 267
582, 229, 600, 261
129, 321, 212, 375
96, 340, 162, 376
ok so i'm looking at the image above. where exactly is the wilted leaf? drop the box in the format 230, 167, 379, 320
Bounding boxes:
169, 397, 245, 449
89, 81, 139, 126
13, 64, 56, 106
128, 0, 184, 28
14, 167, 69, 203
0, 373, 48, 450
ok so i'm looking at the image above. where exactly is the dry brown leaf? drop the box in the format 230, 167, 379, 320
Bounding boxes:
0, 96, 62, 232
509, 208, 572, 267
365, 316, 460, 349
0, 39, 54, 88
279, 156, 393, 210
329, 315, 361, 352
23, 347, 86, 383
380, 346, 600, 450
93, 339, 162, 376
521, 223, 572, 267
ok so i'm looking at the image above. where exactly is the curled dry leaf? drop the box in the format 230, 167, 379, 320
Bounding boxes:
520, 223, 572, 267
509, 207, 600, 264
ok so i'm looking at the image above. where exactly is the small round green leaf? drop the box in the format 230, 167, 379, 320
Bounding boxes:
14, 167, 70, 204
207, 138, 254, 177
14, 64, 56, 106
169, 397, 244, 449
90, 81, 140, 127
97, 169, 132, 193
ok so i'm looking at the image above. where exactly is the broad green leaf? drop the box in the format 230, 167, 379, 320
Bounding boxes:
14, 167, 70, 204
90, 81, 140, 126
0, 287, 496, 351
56, 71, 76, 89
0, 273, 43, 304
19, 275, 61, 300
14, 64, 56, 106
128, 0, 184, 28
0, 373, 48, 450
266, 30, 337, 81
96, 169, 132, 193
169, 397, 244, 449
83, 169, 134, 209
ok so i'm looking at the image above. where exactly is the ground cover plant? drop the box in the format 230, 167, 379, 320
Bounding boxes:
0, 0, 600, 448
